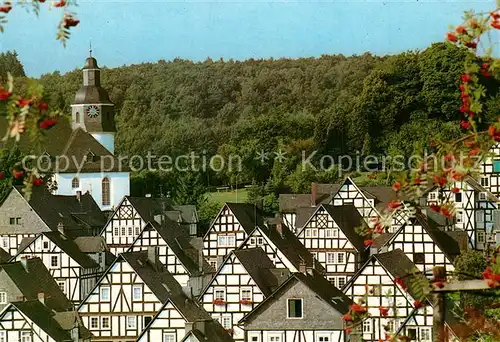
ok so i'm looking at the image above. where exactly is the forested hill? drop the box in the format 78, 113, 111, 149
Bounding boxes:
2, 43, 499, 202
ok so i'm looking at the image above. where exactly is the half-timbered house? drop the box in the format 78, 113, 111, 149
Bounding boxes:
199, 248, 290, 341
0, 300, 92, 342
128, 219, 214, 289
179, 322, 236, 342
0, 186, 105, 256
343, 249, 433, 342
14, 231, 105, 305
382, 213, 461, 273
423, 176, 499, 249
239, 269, 352, 342
239, 218, 322, 274
203, 203, 266, 270
78, 249, 185, 341
296, 204, 368, 285
0, 257, 72, 312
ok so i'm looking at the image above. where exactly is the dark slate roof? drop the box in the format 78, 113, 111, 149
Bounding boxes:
180, 322, 235, 342
374, 249, 422, 300
172, 205, 198, 223
0, 248, 12, 263
9, 301, 92, 341
360, 186, 397, 210
278, 194, 312, 213
294, 206, 317, 230
146, 220, 214, 276
321, 204, 367, 252
419, 213, 461, 262
240, 269, 353, 324
126, 196, 166, 223
224, 203, 265, 234
233, 248, 288, 297
29, 232, 99, 269
0, 258, 72, 311
74, 236, 107, 253
258, 220, 324, 273
120, 250, 184, 303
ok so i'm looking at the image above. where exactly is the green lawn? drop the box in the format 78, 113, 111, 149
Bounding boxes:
206, 189, 248, 205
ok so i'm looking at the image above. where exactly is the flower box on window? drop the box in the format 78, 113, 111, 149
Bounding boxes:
239, 299, 253, 305
213, 299, 226, 305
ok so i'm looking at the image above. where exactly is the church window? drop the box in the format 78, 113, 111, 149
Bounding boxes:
102, 177, 110, 206
75, 112, 80, 123
72, 177, 79, 189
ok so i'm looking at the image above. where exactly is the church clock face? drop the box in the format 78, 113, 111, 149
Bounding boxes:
86, 105, 100, 118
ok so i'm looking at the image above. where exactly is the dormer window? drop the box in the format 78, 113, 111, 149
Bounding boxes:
72, 177, 79, 189
86, 151, 96, 163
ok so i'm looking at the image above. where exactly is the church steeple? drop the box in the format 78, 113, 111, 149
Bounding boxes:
71, 51, 116, 154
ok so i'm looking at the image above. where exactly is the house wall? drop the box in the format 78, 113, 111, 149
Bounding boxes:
0, 271, 23, 311
0, 190, 49, 235
0, 307, 57, 342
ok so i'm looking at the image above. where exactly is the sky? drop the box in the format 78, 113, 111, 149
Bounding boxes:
0, 0, 497, 77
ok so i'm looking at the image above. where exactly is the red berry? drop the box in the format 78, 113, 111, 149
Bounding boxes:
461, 74, 472, 83
0, 88, 12, 101
0, 171, 5, 180
446, 32, 457, 42
456, 26, 467, 34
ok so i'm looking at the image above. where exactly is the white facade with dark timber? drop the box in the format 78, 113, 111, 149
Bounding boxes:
395, 306, 434, 342
297, 204, 368, 286
14, 232, 103, 305
343, 249, 431, 342
329, 178, 379, 224
383, 214, 460, 273
203, 203, 263, 270
199, 248, 287, 341
78, 251, 174, 341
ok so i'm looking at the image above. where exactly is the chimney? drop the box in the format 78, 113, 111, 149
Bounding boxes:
299, 259, 307, 274
37, 292, 45, 305
76, 191, 82, 202
311, 183, 317, 206
20, 256, 28, 272
147, 247, 157, 269
57, 222, 64, 235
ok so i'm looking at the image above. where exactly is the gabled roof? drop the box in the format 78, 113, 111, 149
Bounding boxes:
172, 205, 198, 223
233, 248, 289, 297
0, 258, 72, 311
144, 220, 214, 276
322, 204, 367, 252
5, 301, 91, 341
239, 270, 353, 324
0, 248, 11, 264
119, 250, 185, 303
294, 206, 317, 230
180, 322, 235, 342
74, 236, 107, 253
126, 196, 166, 223
16, 232, 99, 269
278, 194, 312, 213
220, 203, 265, 235
256, 219, 324, 272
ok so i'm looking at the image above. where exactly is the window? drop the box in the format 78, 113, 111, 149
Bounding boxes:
144, 316, 152, 327
420, 328, 431, 341
163, 334, 175, 342
257, 237, 264, 245
214, 288, 226, 301
494, 160, 500, 173
100, 287, 110, 301
9, 218, 15, 225
317, 336, 330, 342
479, 192, 488, 201
71, 177, 79, 189
221, 315, 231, 329
128, 227, 133, 236
135, 227, 140, 235
50, 255, 59, 268
1, 238, 7, 249
57, 281, 65, 294
16, 218, 21, 225
414, 253, 425, 264
217, 234, 235, 247
455, 193, 462, 203
249, 237, 256, 245
102, 177, 110, 206
429, 192, 436, 200
101, 317, 110, 329
327, 277, 335, 286
121, 227, 126, 236
456, 210, 463, 224
209, 259, 217, 269
0, 292, 7, 304
21, 332, 31, 342
114, 227, 119, 236
326, 253, 335, 264
363, 320, 372, 333
132, 285, 142, 301
240, 288, 252, 301
127, 316, 136, 329
481, 177, 489, 187
407, 328, 417, 340
338, 276, 346, 288
268, 335, 282, 342
75, 111, 80, 123
0, 331, 5, 342
325, 229, 333, 238
312, 229, 318, 237
336, 252, 345, 264
90, 317, 99, 329
287, 299, 303, 318
305, 229, 311, 237
249, 336, 259, 342
476, 210, 485, 223
42, 241, 49, 250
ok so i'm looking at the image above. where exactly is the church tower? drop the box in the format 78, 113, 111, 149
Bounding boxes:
71, 49, 116, 154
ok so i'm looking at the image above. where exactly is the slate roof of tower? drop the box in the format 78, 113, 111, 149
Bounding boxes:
0, 258, 72, 311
